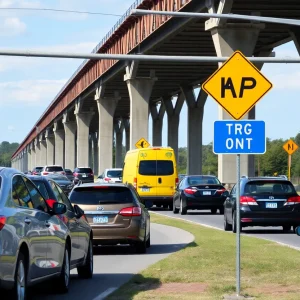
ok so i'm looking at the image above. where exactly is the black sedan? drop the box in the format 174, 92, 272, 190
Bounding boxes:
173, 175, 227, 215
224, 176, 300, 233
45, 174, 74, 195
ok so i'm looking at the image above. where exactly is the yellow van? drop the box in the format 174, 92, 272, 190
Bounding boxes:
122, 147, 178, 210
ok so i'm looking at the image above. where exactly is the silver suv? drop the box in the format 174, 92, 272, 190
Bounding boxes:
41, 165, 65, 176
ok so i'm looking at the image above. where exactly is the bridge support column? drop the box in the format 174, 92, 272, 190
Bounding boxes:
31, 143, 36, 170
75, 100, 94, 168
92, 133, 98, 175
45, 129, 55, 165
54, 122, 65, 167
35, 139, 41, 167
206, 20, 265, 184
27, 146, 31, 172
123, 118, 130, 152
95, 86, 120, 173
63, 113, 76, 171
150, 102, 165, 146
114, 121, 124, 168
124, 63, 157, 149
88, 135, 93, 168
163, 93, 184, 162
39, 135, 47, 167
182, 88, 208, 175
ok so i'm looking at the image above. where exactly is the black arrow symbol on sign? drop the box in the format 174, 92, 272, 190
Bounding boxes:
140, 141, 144, 148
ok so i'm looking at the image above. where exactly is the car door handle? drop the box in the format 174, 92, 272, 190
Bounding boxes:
24, 218, 31, 225
44, 221, 51, 228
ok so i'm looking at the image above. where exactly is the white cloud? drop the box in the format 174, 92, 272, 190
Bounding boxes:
0, 0, 40, 8
0, 17, 26, 36
0, 79, 67, 106
7, 125, 15, 131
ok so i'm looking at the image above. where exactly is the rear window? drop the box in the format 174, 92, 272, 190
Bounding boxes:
107, 170, 122, 178
34, 167, 43, 171
77, 168, 93, 173
187, 176, 221, 185
70, 186, 134, 205
65, 169, 72, 174
139, 160, 174, 176
244, 181, 296, 195
46, 166, 64, 172
30, 180, 49, 199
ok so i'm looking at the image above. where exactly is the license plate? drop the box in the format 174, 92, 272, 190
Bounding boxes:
93, 216, 108, 223
141, 188, 150, 192
266, 202, 277, 208
82, 174, 87, 177
203, 191, 211, 195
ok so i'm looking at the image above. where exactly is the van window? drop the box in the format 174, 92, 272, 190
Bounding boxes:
139, 160, 174, 176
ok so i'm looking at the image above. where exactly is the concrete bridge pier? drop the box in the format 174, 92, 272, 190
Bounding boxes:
206, 20, 265, 184
63, 112, 76, 171
182, 87, 208, 175
75, 99, 94, 168
95, 85, 120, 174
35, 138, 41, 167
123, 118, 130, 152
53, 121, 65, 167
150, 101, 165, 147
124, 62, 157, 150
27, 146, 31, 172
114, 120, 124, 168
31, 142, 36, 171
91, 132, 98, 175
88, 135, 93, 168
45, 128, 55, 166
39, 134, 47, 167
163, 93, 185, 163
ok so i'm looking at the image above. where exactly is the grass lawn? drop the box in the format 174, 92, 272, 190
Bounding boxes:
108, 213, 300, 300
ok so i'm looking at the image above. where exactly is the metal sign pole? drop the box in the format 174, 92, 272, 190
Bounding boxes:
288, 154, 292, 181
236, 154, 241, 296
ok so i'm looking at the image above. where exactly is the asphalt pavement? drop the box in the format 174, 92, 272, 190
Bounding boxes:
29, 223, 194, 300
151, 209, 300, 250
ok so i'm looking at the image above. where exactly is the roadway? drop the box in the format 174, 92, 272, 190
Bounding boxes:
29, 223, 194, 300
151, 209, 300, 250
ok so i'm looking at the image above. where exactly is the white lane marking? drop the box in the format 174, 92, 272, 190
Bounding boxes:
150, 211, 300, 251
93, 287, 118, 300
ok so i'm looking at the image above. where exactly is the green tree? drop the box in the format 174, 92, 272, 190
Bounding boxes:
0, 141, 20, 167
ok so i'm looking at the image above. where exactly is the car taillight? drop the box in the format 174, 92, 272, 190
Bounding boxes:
119, 207, 142, 217
285, 196, 300, 205
33, 172, 37, 175
93, 186, 109, 189
240, 196, 258, 205
0, 216, 6, 231
104, 177, 111, 182
184, 188, 197, 195
43, 172, 49, 175
74, 172, 79, 177
216, 188, 226, 194
133, 177, 137, 189
175, 178, 179, 185
62, 171, 66, 175
90, 173, 94, 176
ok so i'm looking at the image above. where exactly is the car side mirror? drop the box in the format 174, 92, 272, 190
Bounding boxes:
46, 199, 57, 209
296, 226, 300, 236
222, 191, 230, 198
52, 202, 67, 215
74, 204, 84, 218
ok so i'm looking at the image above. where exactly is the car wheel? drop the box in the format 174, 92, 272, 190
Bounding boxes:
135, 233, 147, 254
56, 247, 70, 293
211, 208, 217, 214
77, 239, 93, 279
13, 252, 27, 300
173, 202, 179, 214
283, 225, 291, 232
180, 199, 187, 215
146, 233, 151, 248
224, 213, 232, 231
219, 207, 224, 215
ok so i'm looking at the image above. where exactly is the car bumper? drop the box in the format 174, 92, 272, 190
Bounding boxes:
186, 197, 225, 209
140, 196, 173, 203
240, 211, 300, 226
91, 220, 144, 245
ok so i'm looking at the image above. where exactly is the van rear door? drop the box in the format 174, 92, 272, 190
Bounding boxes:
137, 150, 157, 198
156, 150, 176, 197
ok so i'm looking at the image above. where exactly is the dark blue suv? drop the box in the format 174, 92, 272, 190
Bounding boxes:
223, 176, 300, 233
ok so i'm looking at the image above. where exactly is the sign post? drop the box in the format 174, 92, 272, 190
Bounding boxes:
203, 50, 272, 297
283, 139, 299, 180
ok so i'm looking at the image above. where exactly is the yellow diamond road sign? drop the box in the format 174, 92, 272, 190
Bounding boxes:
135, 138, 150, 149
283, 139, 299, 155
202, 51, 273, 120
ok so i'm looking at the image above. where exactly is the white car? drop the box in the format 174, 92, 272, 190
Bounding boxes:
97, 168, 123, 183
41, 165, 65, 176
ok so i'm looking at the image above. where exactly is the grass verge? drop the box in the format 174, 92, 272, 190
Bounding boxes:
108, 213, 300, 300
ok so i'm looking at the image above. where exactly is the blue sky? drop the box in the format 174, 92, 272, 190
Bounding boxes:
0, 0, 299, 148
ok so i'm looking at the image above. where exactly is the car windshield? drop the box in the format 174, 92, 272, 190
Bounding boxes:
31, 180, 49, 199
244, 181, 296, 195
139, 160, 174, 176
187, 176, 221, 185
78, 168, 92, 173
46, 166, 64, 172
70, 186, 133, 205
47, 175, 69, 181
107, 170, 122, 178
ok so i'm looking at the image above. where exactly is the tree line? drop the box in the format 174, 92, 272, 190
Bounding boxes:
0, 141, 20, 167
